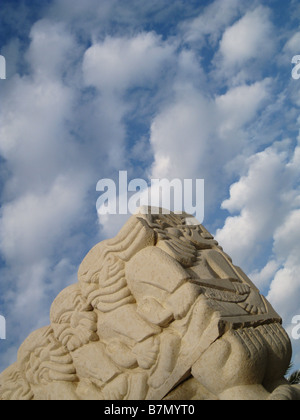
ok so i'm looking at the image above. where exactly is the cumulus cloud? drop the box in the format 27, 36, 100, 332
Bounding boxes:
250, 260, 280, 291
267, 209, 300, 317
284, 32, 300, 55
215, 137, 300, 366
149, 75, 273, 213
213, 6, 276, 85
0, 22, 80, 196
220, 7, 273, 64
83, 32, 176, 93
0, 175, 89, 265
215, 143, 297, 269
150, 87, 214, 180
26, 19, 76, 80
181, 0, 246, 47
215, 79, 272, 140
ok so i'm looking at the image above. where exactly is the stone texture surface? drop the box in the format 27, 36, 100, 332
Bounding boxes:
1, 209, 299, 400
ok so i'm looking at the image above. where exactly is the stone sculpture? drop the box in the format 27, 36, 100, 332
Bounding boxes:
1, 208, 299, 400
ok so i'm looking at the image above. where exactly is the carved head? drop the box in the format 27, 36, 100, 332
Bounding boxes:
50, 284, 98, 352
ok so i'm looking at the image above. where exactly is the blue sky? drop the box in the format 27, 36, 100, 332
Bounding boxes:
0, 0, 300, 373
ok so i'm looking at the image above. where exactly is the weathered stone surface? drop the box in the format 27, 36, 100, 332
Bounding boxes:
1, 209, 299, 400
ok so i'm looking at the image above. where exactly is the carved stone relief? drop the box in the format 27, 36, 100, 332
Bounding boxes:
1, 209, 299, 400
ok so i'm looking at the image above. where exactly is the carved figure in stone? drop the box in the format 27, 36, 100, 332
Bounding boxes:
1, 208, 299, 400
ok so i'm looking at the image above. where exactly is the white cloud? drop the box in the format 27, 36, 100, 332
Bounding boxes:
284, 32, 300, 55
268, 209, 300, 319
215, 145, 297, 269
250, 259, 280, 290
0, 175, 89, 265
26, 19, 76, 80
267, 262, 300, 323
0, 77, 75, 186
0, 22, 80, 202
211, 6, 276, 85
83, 32, 176, 93
149, 76, 273, 213
273, 209, 300, 263
215, 137, 300, 367
219, 6, 274, 67
98, 212, 131, 240
215, 79, 272, 139
267, 247, 300, 369
181, 0, 246, 47
150, 87, 214, 180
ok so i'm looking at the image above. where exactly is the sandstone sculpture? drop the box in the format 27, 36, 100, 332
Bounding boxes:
1, 208, 299, 400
